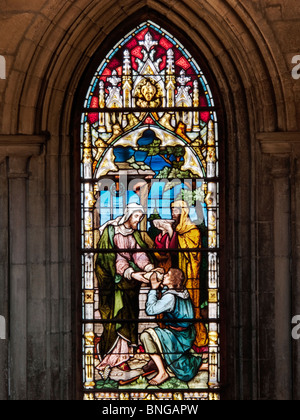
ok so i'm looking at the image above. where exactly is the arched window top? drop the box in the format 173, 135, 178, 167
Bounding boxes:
80, 20, 221, 401
81, 21, 219, 181
84, 20, 215, 112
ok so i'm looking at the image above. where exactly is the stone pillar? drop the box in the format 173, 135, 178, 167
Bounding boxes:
8, 155, 30, 399
0, 135, 45, 399
291, 146, 300, 400
0, 157, 8, 399
271, 156, 292, 400
257, 133, 299, 400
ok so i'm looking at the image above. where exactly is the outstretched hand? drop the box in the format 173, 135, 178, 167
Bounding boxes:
150, 272, 162, 290
132, 272, 149, 283
151, 267, 165, 275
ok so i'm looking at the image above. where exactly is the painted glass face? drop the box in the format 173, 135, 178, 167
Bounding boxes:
80, 21, 220, 401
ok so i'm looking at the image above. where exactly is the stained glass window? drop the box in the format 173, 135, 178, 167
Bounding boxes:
80, 21, 221, 401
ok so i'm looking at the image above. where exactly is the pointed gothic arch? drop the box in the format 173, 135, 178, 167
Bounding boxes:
78, 19, 223, 401
0, 0, 298, 401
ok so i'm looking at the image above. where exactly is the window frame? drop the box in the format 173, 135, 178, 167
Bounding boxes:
72, 14, 227, 401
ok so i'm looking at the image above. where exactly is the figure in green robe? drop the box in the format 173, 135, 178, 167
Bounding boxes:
95, 203, 155, 371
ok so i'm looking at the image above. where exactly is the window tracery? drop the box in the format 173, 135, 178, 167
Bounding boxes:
80, 21, 221, 401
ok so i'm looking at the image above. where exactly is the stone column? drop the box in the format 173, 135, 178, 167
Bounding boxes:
271, 156, 292, 400
258, 132, 300, 400
291, 145, 300, 400
8, 155, 33, 399
0, 157, 8, 399
0, 135, 45, 399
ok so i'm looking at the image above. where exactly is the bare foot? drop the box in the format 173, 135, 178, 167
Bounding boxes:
149, 371, 169, 386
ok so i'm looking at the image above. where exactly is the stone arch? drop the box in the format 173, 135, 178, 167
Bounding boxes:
0, 0, 297, 400
1, 0, 296, 136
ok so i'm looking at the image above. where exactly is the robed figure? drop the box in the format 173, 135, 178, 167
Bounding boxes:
155, 200, 208, 348
141, 268, 203, 385
95, 203, 155, 371
171, 200, 208, 348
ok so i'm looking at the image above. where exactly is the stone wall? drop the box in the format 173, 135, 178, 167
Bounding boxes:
0, 0, 299, 400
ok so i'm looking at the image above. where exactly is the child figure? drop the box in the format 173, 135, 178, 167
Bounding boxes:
141, 268, 202, 385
